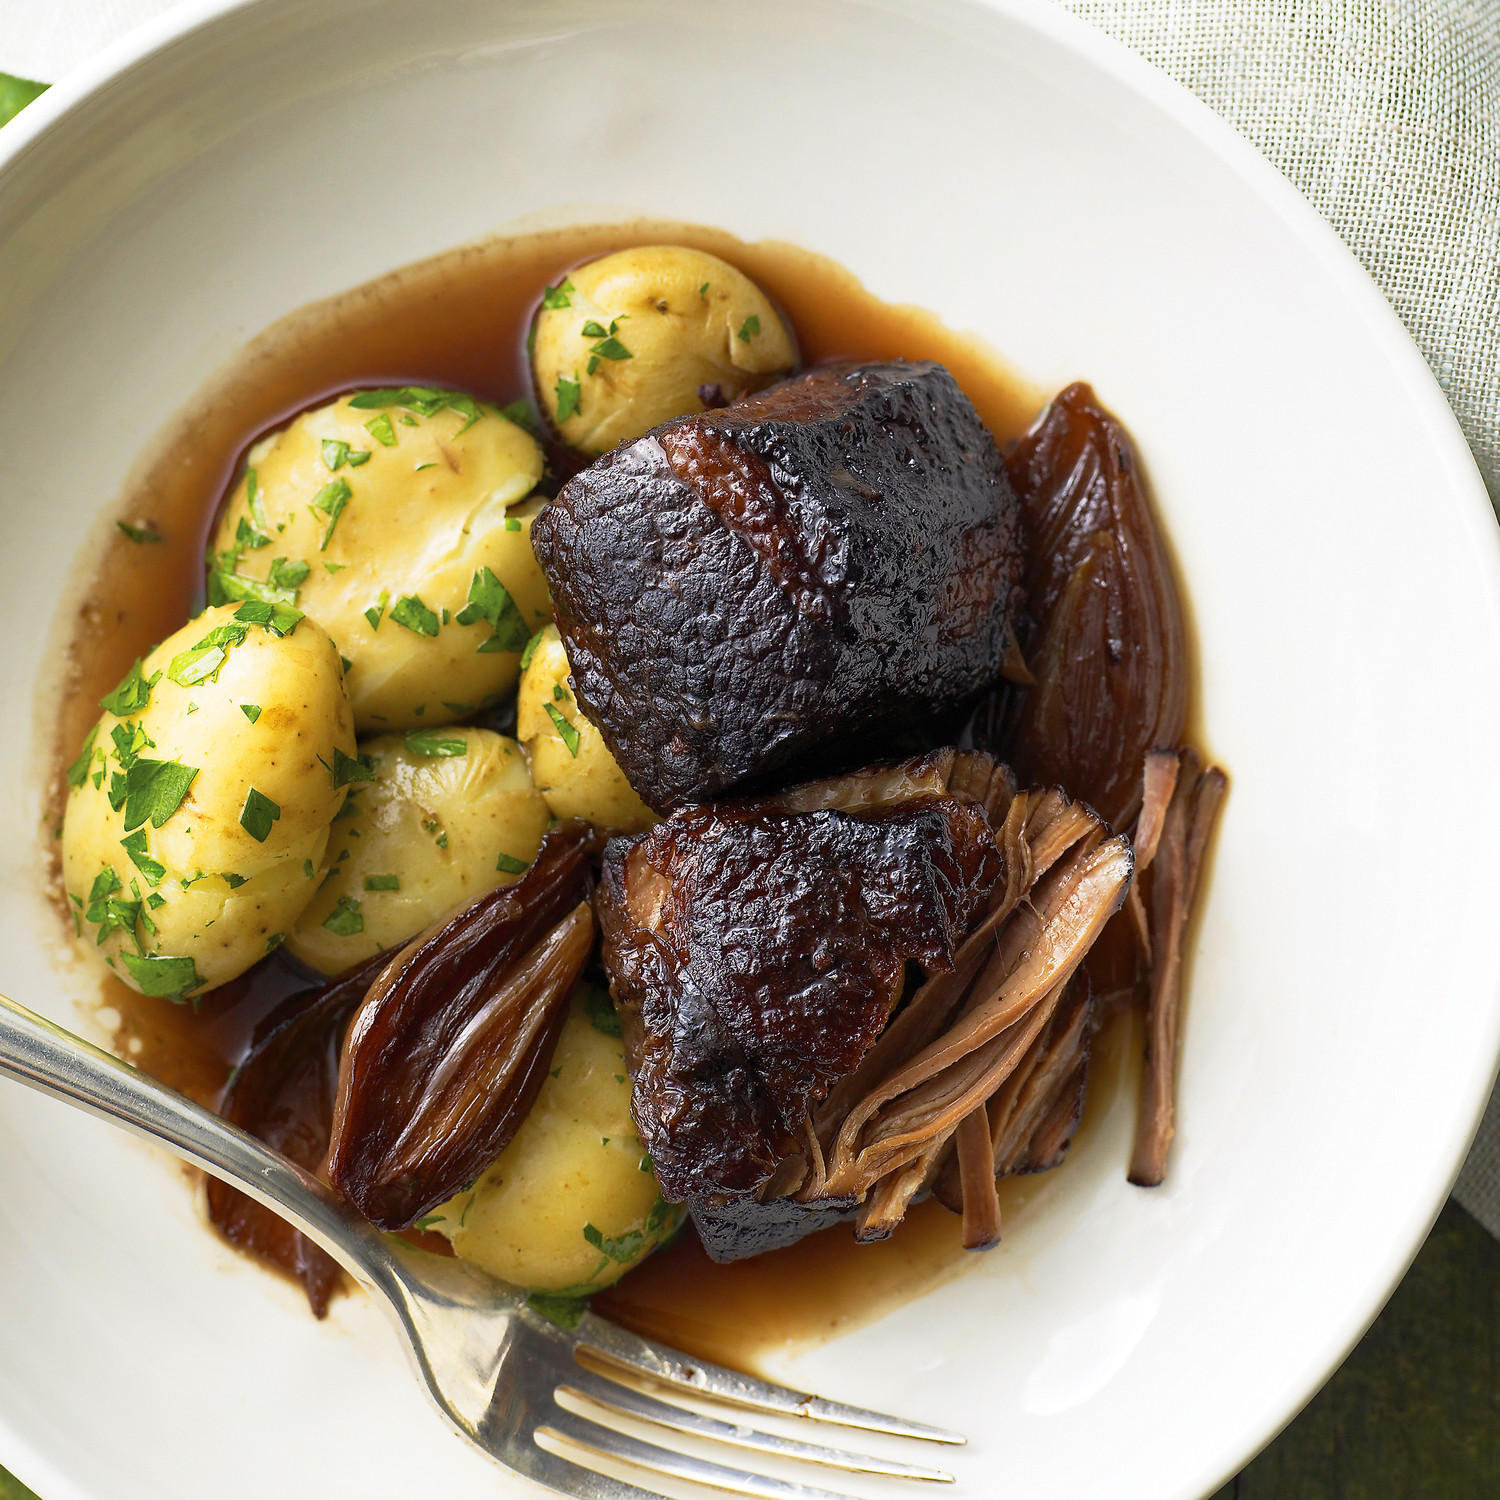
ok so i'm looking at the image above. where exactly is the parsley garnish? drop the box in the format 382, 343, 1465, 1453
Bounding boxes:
582, 1222, 644, 1264
240, 704, 261, 723
455, 566, 529, 653
737, 314, 761, 342
348, 386, 484, 433
519, 632, 543, 672
525, 1291, 591, 1330
321, 439, 351, 471
365, 412, 397, 447
364, 589, 389, 630
110, 722, 151, 771
116, 520, 162, 544
554, 372, 582, 423
245, 468, 272, 535
65, 725, 100, 790
584, 987, 622, 1037
580, 319, 609, 338
266, 932, 287, 954
99, 660, 158, 717
405, 729, 467, 758
168, 602, 303, 687
322, 896, 364, 936
698, 281, 709, 295
121, 759, 198, 831
389, 594, 440, 637
236, 516, 271, 552
211, 554, 308, 608
504, 518, 521, 532
363, 874, 400, 891
239, 788, 280, 842
309, 477, 352, 550
322, 747, 376, 788
544, 702, 581, 757
120, 828, 165, 886
495, 852, 529, 875
323, 562, 347, 574
540, 279, 576, 310
591, 335, 631, 362
498, 398, 537, 434
222, 872, 248, 889
121, 952, 204, 1000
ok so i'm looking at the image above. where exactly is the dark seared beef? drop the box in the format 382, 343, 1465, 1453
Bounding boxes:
597, 792, 1000, 1201
531, 360, 1024, 810
689, 1194, 859, 1263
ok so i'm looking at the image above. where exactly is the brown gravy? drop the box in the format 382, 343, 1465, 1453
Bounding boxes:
42, 220, 1120, 1370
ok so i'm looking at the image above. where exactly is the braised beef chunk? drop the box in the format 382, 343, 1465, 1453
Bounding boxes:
598, 788, 1001, 1201
532, 360, 1025, 811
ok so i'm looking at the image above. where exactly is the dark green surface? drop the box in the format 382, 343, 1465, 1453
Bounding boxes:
0, 73, 1496, 1500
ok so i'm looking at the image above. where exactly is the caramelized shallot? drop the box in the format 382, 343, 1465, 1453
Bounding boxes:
206, 952, 390, 1316
994, 383, 1188, 829
325, 822, 596, 1229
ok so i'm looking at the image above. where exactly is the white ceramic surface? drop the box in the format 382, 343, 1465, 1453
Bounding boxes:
1, 2, 1497, 1498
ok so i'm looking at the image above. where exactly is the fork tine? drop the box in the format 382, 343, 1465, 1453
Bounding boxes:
513, 1429, 674, 1500
537, 1406, 863, 1500
575, 1324, 965, 1445
557, 1376, 955, 1483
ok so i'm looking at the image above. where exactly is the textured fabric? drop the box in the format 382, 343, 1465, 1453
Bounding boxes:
1060, 0, 1500, 505
0, 0, 185, 84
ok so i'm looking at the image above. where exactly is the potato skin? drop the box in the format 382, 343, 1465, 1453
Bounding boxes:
61, 604, 356, 996
287, 727, 551, 975
531, 246, 796, 456
424, 984, 680, 1291
209, 392, 549, 732
517, 626, 655, 834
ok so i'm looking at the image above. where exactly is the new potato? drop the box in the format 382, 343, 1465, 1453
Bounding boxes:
517, 626, 655, 834
531, 246, 796, 455
209, 390, 550, 732
61, 603, 356, 997
424, 984, 679, 1291
287, 727, 551, 975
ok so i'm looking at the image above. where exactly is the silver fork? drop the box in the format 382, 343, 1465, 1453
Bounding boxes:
0, 992, 963, 1499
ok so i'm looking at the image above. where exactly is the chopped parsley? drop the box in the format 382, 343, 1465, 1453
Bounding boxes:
526, 1291, 589, 1330
119, 828, 166, 886
540, 279, 575, 310
363, 874, 400, 891
348, 386, 484, 433
583, 986, 622, 1037
325, 747, 376, 788
554, 372, 581, 424
321, 439, 351, 471
456, 566, 529, 653
236, 515, 271, 552
168, 602, 303, 687
504, 518, 521, 532
544, 702, 580, 757
121, 952, 204, 1000
323, 561, 347, 574
737, 314, 761, 342
238, 788, 281, 843
99, 660, 158, 717
364, 589, 389, 630
322, 896, 364, 936
405, 729, 467, 758
245, 468, 272, 535
582, 1222, 644, 1264
266, 932, 287, 954
389, 594, 440, 637
590, 335, 631, 362
698, 282, 709, 295
116, 520, 162, 544
519, 632, 544, 672
65, 725, 100, 790
580, 319, 609, 338
121, 759, 198, 831
240, 704, 261, 723
364, 412, 397, 447
498, 398, 537, 434
221, 872, 248, 889
495, 852, 529, 875
309, 477, 353, 550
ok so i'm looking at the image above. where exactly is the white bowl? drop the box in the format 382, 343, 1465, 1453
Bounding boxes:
2, 2, 1498, 1497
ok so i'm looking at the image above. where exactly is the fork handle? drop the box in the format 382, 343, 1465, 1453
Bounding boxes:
0, 989, 389, 1287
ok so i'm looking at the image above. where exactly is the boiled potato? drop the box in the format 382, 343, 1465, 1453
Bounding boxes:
531, 246, 796, 455
61, 602, 355, 997
517, 626, 655, 834
423, 983, 679, 1291
208, 389, 549, 732
286, 726, 550, 975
